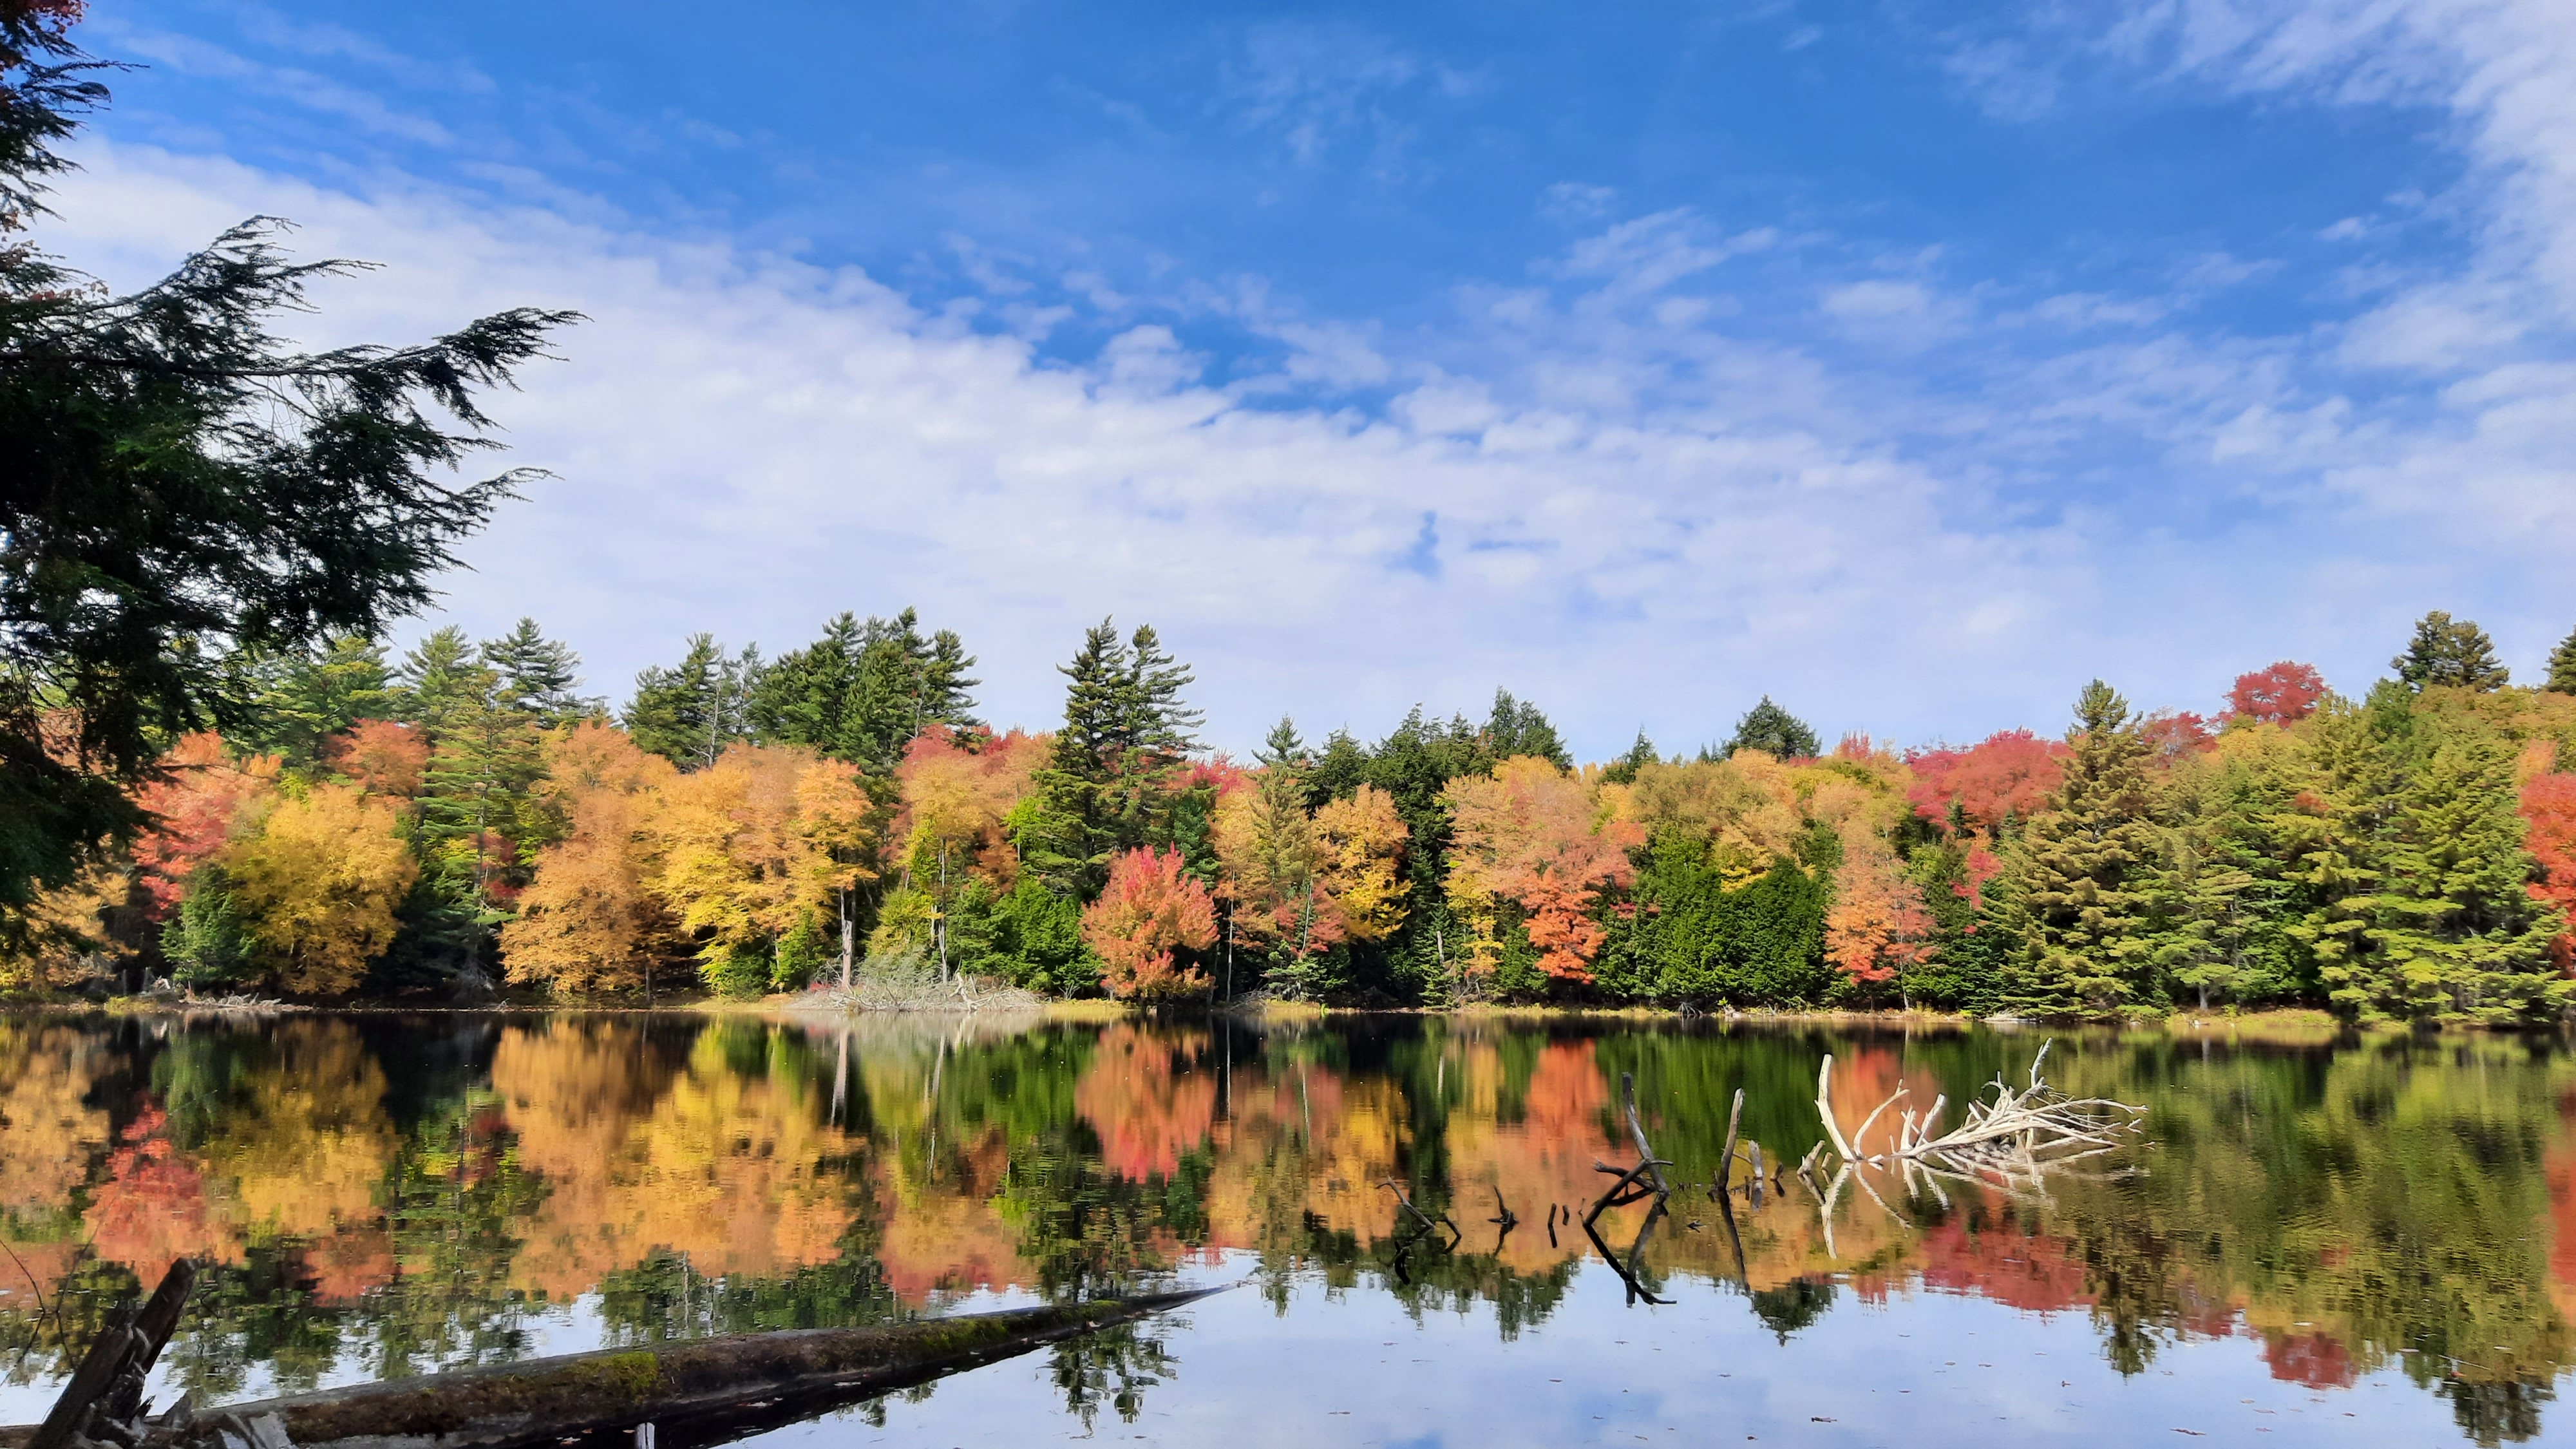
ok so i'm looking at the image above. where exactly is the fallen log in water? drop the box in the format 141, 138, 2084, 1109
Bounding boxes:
5, 1287, 1227, 1449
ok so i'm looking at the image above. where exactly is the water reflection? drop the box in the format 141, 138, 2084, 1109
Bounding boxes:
0, 1012, 2571, 1445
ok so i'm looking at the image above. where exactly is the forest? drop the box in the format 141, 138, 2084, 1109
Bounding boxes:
10, 606, 2576, 1025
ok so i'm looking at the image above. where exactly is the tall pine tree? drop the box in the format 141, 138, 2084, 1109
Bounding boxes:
2545, 625, 2576, 695
2339, 706, 2566, 1021
1997, 681, 2160, 1014
2392, 611, 2510, 692
479, 618, 595, 724
1727, 696, 1821, 760
1018, 620, 1200, 896
749, 608, 979, 770
623, 634, 755, 768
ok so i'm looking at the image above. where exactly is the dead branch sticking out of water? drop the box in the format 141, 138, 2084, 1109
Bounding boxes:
1814, 1042, 2146, 1196
8, 1288, 1229, 1449
27, 1260, 194, 1449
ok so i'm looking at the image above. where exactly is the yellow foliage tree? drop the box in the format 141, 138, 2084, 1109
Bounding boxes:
0, 865, 132, 992
1314, 784, 1410, 941
643, 744, 871, 992
223, 783, 417, 995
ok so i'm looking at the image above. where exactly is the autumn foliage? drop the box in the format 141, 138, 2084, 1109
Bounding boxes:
2521, 772, 2576, 972
1824, 848, 1935, 989
1081, 848, 1217, 999
224, 783, 418, 995
2228, 661, 2327, 724
129, 732, 279, 918
1443, 756, 1642, 982
1904, 730, 2069, 837
323, 719, 430, 796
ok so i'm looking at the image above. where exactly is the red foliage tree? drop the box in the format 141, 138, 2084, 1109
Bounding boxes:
2227, 662, 2327, 725
2139, 710, 2215, 761
2521, 773, 2576, 972
1081, 848, 1219, 999
1904, 730, 2069, 837
129, 733, 279, 918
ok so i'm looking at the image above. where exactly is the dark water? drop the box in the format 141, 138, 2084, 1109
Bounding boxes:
0, 1010, 2569, 1447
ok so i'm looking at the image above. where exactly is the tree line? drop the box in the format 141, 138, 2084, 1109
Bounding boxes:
11, 605, 2576, 1023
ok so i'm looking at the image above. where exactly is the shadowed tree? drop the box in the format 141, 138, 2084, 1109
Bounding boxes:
0, 3, 576, 943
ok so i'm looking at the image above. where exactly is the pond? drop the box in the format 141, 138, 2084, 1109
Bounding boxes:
0, 1010, 2567, 1447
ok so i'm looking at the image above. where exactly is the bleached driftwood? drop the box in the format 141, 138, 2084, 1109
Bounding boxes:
1812, 1041, 2145, 1197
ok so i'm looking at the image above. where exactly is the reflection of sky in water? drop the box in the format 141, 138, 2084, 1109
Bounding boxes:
1, 1012, 2567, 1445
781, 1252, 2464, 1448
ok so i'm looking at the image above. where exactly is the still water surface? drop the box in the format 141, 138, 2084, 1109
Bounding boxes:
0, 1011, 2568, 1446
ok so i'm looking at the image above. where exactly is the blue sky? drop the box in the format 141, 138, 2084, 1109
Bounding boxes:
44, 0, 2576, 756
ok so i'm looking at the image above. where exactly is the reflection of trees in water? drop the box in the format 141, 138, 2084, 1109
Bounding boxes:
596, 1249, 897, 1344
1748, 1277, 1834, 1342
1046, 1320, 1176, 1431
8, 1016, 2576, 1443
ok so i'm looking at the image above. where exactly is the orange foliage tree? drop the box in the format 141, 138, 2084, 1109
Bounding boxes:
1442, 756, 1642, 983
1081, 847, 1217, 999
322, 719, 429, 796
129, 732, 279, 918
1824, 848, 1937, 1001
2521, 772, 2576, 972
502, 723, 682, 993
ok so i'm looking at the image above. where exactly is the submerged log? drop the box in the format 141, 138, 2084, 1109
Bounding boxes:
4, 1289, 1225, 1449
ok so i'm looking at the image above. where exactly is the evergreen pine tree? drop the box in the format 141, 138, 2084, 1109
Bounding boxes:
2392, 611, 2510, 691
746, 608, 979, 770
622, 634, 754, 767
2276, 693, 2394, 1017
2546, 625, 2576, 695
1482, 688, 1571, 768
1307, 728, 1368, 805
478, 618, 595, 724
2141, 826, 2259, 1012
2360, 719, 2568, 1022
392, 627, 488, 746
0, 3, 574, 935
1727, 697, 1821, 760
1602, 729, 1658, 785
232, 635, 396, 757
1997, 681, 2161, 1014
1016, 620, 1202, 897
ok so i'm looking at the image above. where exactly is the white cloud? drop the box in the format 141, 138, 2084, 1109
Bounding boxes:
44, 0, 2576, 763
1819, 279, 1970, 351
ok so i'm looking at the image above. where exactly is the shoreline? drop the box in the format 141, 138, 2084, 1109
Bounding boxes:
0, 995, 2461, 1043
